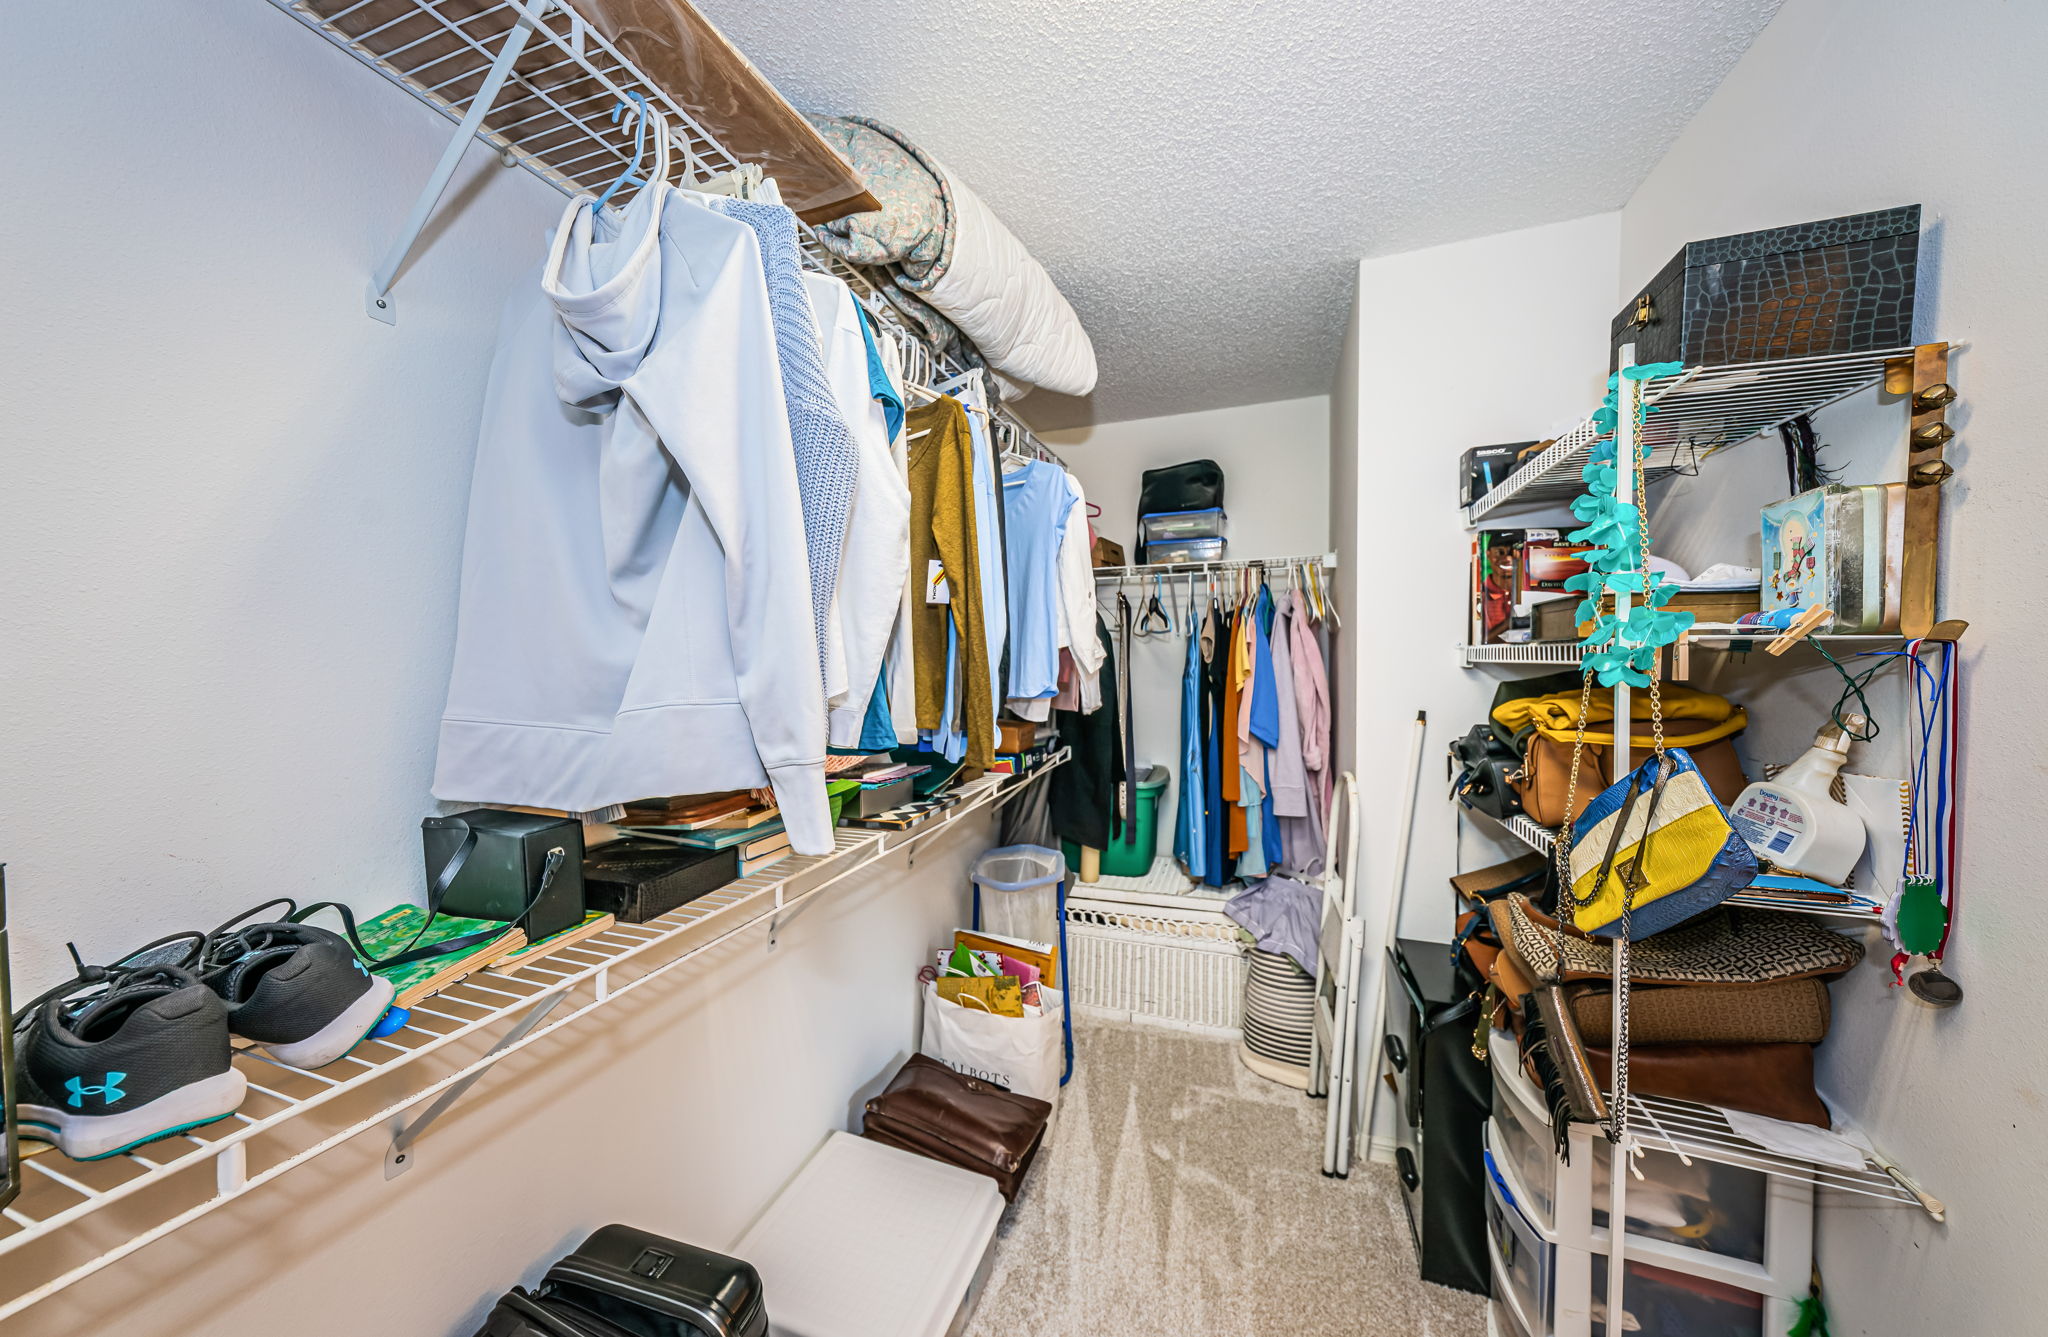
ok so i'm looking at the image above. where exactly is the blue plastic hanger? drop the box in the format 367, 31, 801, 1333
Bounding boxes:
593, 93, 651, 212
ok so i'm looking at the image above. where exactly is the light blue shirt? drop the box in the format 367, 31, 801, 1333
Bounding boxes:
1000, 461, 1076, 700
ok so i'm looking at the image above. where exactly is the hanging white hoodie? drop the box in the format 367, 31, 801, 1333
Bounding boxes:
803, 272, 912, 747
433, 184, 831, 853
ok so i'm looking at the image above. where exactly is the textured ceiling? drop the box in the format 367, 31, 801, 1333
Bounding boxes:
692, 0, 1784, 428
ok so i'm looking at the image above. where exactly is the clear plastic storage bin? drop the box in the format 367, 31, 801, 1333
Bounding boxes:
1485, 1143, 1554, 1331
1591, 1137, 1768, 1265
1144, 536, 1225, 565
1138, 507, 1227, 543
1590, 1254, 1765, 1337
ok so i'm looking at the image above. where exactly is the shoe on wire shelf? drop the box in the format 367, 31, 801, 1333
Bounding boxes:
13, 941, 248, 1161
198, 900, 396, 1070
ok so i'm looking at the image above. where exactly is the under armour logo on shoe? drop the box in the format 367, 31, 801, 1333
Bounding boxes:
65, 1073, 128, 1108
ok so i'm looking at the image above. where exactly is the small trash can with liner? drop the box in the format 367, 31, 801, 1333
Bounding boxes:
967, 844, 1072, 1087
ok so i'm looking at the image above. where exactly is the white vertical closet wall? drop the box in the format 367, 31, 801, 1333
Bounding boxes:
1043, 395, 1333, 866
0, 7, 998, 1336
1329, 212, 1622, 1154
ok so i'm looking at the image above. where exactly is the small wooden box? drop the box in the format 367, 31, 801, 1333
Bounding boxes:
1532, 589, 1761, 642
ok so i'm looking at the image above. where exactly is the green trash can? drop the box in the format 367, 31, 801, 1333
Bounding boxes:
1066, 765, 1169, 879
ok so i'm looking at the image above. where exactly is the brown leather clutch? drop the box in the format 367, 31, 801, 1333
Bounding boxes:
1583, 1042, 1831, 1128
862, 1054, 1054, 1201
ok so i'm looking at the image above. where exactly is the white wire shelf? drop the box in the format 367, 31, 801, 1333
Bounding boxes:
1622, 1094, 1935, 1216
1496, 1039, 1938, 1220
1461, 641, 1587, 667
1459, 803, 1887, 922
1464, 346, 1919, 524
0, 753, 1066, 1321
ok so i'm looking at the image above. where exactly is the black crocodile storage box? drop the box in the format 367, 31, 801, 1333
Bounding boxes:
1611, 205, 1920, 371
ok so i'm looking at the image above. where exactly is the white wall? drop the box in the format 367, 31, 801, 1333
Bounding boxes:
1332, 215, 1619, 1153
1041, 397, 1332, 863
1620, 1, 2048, 1330
1, 2, 560, 993
0, 7, 1002, 1332
1334, 213, 1622, 949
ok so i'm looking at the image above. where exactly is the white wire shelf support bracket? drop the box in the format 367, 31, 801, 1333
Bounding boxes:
0, 753, 1066, 1322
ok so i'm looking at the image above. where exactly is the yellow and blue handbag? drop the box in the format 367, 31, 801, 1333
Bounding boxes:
1563, 748, 1758, 939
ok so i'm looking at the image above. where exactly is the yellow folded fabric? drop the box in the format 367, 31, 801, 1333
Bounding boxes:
1499, 683, 1736, 737
937, 975, 1024, 1018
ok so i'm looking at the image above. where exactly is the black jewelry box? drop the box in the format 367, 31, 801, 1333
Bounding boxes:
582, 838, 739, 923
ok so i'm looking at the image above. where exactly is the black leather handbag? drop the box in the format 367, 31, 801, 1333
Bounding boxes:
421, 809, 586, 944
1448, 723, 1523, 821
1135, 459, 1224, 561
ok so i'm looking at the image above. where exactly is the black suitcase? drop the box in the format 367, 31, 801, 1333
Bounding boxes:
1385, 939, 1493, 1295
471, 1225, 768, 1337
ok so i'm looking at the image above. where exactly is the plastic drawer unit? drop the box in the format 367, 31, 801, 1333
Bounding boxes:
1590, 1254, 1765, 1337
1484, 1139, 1554, 1335
1488, 1043, 1559, 1228
1489, 1035, 1806, 1288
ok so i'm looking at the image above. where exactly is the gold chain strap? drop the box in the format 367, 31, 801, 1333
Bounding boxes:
1546, 374, 1664, 1144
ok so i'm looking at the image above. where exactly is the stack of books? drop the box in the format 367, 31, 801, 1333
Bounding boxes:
620, 792, 791, 877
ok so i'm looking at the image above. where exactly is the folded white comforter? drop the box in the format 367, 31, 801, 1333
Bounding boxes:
807, 116, 1097, 398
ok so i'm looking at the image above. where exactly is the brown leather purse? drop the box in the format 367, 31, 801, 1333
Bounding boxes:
863, 1054, 1053, 1201
1513, 731, 1748, 827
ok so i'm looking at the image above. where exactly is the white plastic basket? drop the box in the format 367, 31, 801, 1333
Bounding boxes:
1064, 896, 1247, 1033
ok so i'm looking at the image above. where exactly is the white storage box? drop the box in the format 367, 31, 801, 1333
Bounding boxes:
735, 1132, 1004, 1337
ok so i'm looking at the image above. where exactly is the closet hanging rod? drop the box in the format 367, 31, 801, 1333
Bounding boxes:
1092, 553, 1338, 582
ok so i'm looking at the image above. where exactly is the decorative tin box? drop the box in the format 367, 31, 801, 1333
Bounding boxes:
1760, 484, 1904, 634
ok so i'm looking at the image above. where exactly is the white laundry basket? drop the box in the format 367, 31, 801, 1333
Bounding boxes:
1240, 948, 1317, 1088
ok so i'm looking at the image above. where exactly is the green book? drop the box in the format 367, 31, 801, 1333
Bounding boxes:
359, 904, 525, 1007
631, 818, 786, 851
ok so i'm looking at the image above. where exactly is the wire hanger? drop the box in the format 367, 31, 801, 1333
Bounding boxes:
1137, 574, 1172, 636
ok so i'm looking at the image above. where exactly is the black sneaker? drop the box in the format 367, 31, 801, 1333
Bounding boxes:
200, 904, 394, 1069
14, 953, 247, 1161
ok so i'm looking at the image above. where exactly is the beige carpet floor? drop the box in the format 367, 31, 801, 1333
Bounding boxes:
963, 1018, 1487, 1337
